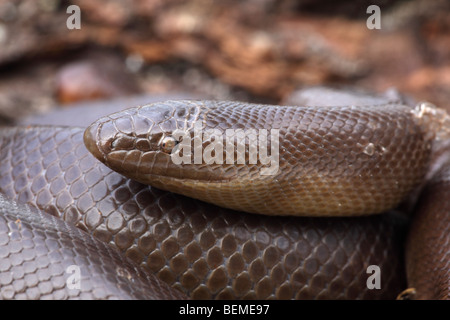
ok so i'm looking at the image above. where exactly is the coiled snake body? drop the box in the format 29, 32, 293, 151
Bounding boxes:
0, 90, 448, 299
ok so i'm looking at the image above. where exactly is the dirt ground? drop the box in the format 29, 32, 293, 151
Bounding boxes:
0, 0, 448, 123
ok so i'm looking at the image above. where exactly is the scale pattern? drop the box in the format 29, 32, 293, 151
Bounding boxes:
85, 101, 432, 216
406, 161, 450, 300
0, 194, 186, 300
0, 126, 407, 299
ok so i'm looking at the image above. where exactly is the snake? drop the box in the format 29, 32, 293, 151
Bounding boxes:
0, 88, 448, 299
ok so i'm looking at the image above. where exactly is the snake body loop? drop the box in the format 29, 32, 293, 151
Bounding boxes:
0, 194, 187, 300
0, 92, 448, 299
405, 157, 450, 299
0, 126, 408, 299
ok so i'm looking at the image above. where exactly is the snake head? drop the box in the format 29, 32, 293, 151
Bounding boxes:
85, 99, 433, 216
83, 100, 242, 188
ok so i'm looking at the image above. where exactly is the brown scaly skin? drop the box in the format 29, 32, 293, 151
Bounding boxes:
405, 159, 450, 300
0, 194, 187, 300
0, 126, 407, 299
83, 99, 450, 300
84, 101, 432, 217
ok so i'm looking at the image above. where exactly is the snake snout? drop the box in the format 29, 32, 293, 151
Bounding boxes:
84, 121, 106, 164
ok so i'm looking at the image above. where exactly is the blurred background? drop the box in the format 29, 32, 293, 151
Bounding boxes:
0, 0, 448, 123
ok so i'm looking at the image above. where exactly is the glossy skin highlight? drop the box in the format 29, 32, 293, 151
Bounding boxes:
0, 126, 408, 299
0, 90, 448, 299
84, 100, 433, 216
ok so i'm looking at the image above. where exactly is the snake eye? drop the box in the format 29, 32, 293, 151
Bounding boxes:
159, 136, 179, 154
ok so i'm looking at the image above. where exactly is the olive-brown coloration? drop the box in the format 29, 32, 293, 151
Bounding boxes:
0, 194, 186, 300
405, 159, 450, 300
0, 126, 407, 299
84, 101, 433, 216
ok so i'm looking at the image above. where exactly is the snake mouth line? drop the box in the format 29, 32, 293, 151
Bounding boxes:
132, 171, 236, 185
